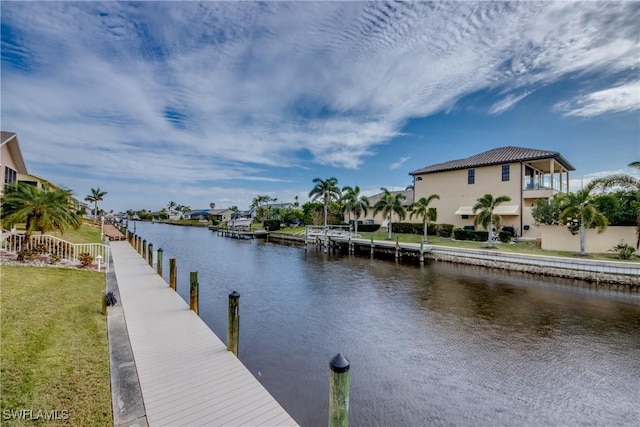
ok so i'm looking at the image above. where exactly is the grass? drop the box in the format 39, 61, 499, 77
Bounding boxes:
7, 221, 103, 244
154, 219, 210, 227
272, 227, 639, 262
0, 266, 112, 426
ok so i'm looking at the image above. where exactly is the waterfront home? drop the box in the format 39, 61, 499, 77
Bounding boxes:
350, 188, 414, 229
1, 131, 28, 196
409, 146, 574, 237
209, 208, 233, 223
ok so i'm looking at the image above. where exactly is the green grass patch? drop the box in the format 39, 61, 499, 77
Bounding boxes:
48, 223, 104, 244
1, 266, 112, 426
155, 219, 210, 227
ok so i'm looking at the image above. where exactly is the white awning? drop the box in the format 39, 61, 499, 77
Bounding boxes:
454, 206, 475, 215
493, 205, 520, 215
455, 205, 520, 215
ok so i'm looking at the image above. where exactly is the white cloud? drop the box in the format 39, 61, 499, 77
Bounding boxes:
390, 157, 410, 170
553, 81, 640, 117
489, 91, 532, 115
569, 167, 640, 192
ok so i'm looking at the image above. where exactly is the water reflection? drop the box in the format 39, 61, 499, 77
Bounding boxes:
131, 222, 640, 426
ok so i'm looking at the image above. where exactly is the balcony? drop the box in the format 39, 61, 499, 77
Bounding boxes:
523, 185, 558, 199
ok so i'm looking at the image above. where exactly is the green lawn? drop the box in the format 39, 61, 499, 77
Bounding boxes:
49, 222, 104, 243
1, 266, 112, 426
273, 227, 639, 262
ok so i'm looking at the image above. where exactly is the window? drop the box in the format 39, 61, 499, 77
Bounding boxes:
468, 169, 475, 184
365, 219, 374, 225
415, 176, 423, 181
461, 215, 469, 219
4, 166, 17, 185
502, 165, 510, 181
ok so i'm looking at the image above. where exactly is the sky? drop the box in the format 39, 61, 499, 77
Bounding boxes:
1, 1, 639, 213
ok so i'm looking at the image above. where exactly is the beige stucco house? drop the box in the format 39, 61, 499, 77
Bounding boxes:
349, 189, 414, 228
409, 146, 574, 237
1, 131, 28, 196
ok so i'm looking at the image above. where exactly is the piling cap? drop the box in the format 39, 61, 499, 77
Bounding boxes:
158, 248, 163, 252
329, 353, 350, 373
229, 291, 240, 300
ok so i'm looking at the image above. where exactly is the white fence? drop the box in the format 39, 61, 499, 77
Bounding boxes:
1, 233, 110, 270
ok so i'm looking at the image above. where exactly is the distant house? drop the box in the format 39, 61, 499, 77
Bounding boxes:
187, 209, 212, 220
409, 146, 574, 237
209, 209, 233, 222
348, 189, 414, 228
167, 210, 183, 220
1, 131, 28, 196
232, 210, 253, 220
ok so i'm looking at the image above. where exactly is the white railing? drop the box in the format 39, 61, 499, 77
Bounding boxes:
305, 225, 353, 239
1, 233, 110, 270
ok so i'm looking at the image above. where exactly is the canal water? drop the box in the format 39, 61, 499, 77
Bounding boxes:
130, 222, 639, 426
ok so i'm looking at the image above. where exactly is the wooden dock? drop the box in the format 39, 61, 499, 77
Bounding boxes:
110, 241, 298, 426
103, 223, 126, 241
216, 228, 270, 239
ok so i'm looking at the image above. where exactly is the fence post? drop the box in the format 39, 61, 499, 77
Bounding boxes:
227, 291, 240, 357
148, 243, 153, 267
169, 258, 177, 291
157, 248, 163, 276
329, 353, 350, 427
142, 240, 147, 260
189, 272, 199, 314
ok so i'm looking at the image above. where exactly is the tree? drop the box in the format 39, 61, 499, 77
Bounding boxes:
228, 205, 239, 212
209, 202, 216, 210
472, 193, 512, 248
309, 177, 341, 227
341, 185, 370, 236
84, 187, 107, 223
409, 194, 440, 242
168, 201, 177, 211
531, 196, 564, 226
591, 161, 640, 248
559, 184, 608, 256
373, 187, 406, 239
2, 183, 81, 238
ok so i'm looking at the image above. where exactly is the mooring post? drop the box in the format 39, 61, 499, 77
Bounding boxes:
419, 237, 425, 265
157, 248, 163, 276
324, 229, 328, 254
329, 353, 350, 427
227, 291, 240, 357
101, 290, 107, 316
169, 258, 177, 291
148, 243, 154, 267
395, 236, 400, 259
142, 240, 147, 260
370, 235, 374, 257
190, 272, 199, 314
137, 236, 141, 253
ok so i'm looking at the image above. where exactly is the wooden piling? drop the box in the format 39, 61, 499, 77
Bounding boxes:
370, 235, 374, 257
419, 238, 424, 264
157, 248, 163, 276
189, 272, 199, 314
329, 353, 350, 427
227, 291, 240, 357
395, 236, 400, 259
169, 258, 177, 291
148, 243, 154, 267
142, 240, 147, 260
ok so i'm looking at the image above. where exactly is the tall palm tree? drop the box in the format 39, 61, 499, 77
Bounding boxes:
85, 187, 107, 223
409, 194, 440, 242
168, 201, 177, 211
559, 184, 608, 255
309, 177, 341, 227
341, 185, 370, 235
209, 202, 216, 210
2, 183, 81, 238
472, 193, 512, 248
373, 187, 407, 239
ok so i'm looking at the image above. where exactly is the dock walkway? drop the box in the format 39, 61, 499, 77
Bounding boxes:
110, 241, 298, 426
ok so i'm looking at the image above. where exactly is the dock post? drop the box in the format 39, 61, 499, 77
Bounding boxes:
370, 235, 374, 257
419, 238, 424, 265
137, 236, 141, 253
142, 240, 147, 260
169, 258, 177, 291
157, 248, 163, 276
227, 291, 240, 357
190, 272, 199, 314
395, 236, 399, 259
329, 353, 350, 427
148, 243, 153, 267
324, 229, 328, 254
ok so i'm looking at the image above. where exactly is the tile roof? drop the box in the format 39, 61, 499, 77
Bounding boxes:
367, 189, 414, 206
409, 146, 575, 175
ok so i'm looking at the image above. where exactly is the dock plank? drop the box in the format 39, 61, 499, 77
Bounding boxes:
110, 241, 298, 427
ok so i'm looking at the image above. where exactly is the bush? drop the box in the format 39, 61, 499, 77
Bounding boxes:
263, 219, 281, 231
436, 224, 454, 238
453, 228, 489, 241
498, 231, 513, 243
391, 222, 423, 234
356, 224, 381, 233
78, 252, 94, 268
609, 243, 637, 260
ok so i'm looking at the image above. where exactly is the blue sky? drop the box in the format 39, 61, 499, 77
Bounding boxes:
2, 1, 639, 213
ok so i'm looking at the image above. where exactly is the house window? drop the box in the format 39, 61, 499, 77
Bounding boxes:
415, 177, 423, 181
502, 165, 510, 181
365, 219, 374, 225
4, 166, 17, 185
468, 169, 475, 184
461, 215, 469, 219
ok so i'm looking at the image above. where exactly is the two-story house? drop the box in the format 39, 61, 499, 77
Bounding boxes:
1, 131, 28, 196
409, 146, 574, 237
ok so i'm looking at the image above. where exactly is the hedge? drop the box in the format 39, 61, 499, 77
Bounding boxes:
263, 219, 281, 231
356, 224, 381, 232
453, 228, 489, 241
389, 222, 455, 237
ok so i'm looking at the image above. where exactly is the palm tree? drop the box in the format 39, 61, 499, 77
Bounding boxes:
341, 186, 370, 235
2, 183, 81, 238
409, 194, 440, 242
472, 193, 512, 248
168, 201, 177, 211
559, 184, 608, 255
373, 187, 407, 239
85, 187, 107, 223
309, 177, 341, 227
209, 202, 216, 210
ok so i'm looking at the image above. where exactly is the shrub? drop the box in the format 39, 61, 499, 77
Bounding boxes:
453, 228, 489, 241
498, 231, 513, 243
391, 222, 423, 234
436, 224, 454, 238
609, 243, 637, 260
78, 252, 94, 268
356, 224, 381, 233
263, 219, 281, 231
